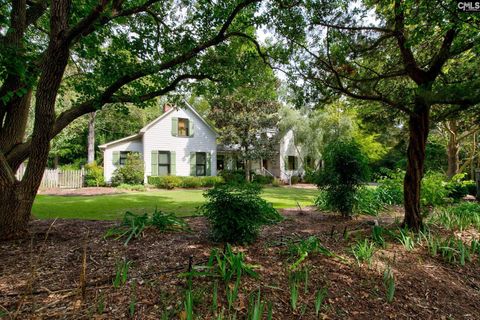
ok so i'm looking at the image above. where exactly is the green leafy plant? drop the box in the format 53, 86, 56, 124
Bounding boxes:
148, 176, 224, 189
208, 244, 258, 282
445, 173, 473, 200
84, 161, 105, 187
247, 289, 266, 320
383, 266, 395, 303
199, 183, 282, 243
371, 225, 386, 248
111, 153, 144, 186
314, 287, 328, 316
113, 259, 131, 288
289, 279, 299, 311
184, 288, 194, 320
129, 283, 137, 318
351, 239, 375, 265
116, 183, 146, 191
315, 140, 370, 217
430, 202, 480, 231
104, 209, 189, 245
286, 236, 334, 270
396, 228, 415, 251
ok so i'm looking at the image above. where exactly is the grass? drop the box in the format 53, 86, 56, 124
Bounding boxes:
32, 187, 318, 220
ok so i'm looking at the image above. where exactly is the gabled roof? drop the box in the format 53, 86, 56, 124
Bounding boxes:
98, 100, 216, 149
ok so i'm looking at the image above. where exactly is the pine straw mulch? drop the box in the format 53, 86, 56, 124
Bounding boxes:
0, 208, 479, 320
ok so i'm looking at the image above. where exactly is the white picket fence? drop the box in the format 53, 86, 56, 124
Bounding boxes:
16, 164, 85, 189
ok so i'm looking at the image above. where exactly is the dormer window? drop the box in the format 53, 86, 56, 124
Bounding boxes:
178, 118, 189, 137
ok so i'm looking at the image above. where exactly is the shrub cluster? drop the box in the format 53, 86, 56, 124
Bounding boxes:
198, 183, 283, 243
315, 140, 370, 217
219, 169, 247, 185
111, 153, 144, 186
252, 174, 274, 185
84, 161, 105, 187
148, 175, 223, 189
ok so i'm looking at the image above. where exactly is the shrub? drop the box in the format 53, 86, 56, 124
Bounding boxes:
111, 153, 144, 186
354, 186, 386, 216
376, 169, 404, 205
465, 180, 477, 196
198, 183, 283, 243
290, 175, 300, 184
445, 173, 475, 200
148, 176, 223, 189
116, 184, 146, 192
421, 172, 449, 207
315, 140, 370, 217
303, 167, 317, 184
84, 162, 105, 187
252, 174, 274, 185
430, 202, 480, 231
219, 169, 246, 185
271, 178, 282, 187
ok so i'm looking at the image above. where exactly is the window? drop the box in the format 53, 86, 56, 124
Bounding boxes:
158, 151, 170, 176
288, 156, 297, 170
217, 155, 224, 171
178, 118, 189, 137
119, 151, 131, 166
196, 152, 206, 176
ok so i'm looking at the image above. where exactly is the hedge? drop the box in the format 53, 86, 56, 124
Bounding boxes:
148, 176, 224, 189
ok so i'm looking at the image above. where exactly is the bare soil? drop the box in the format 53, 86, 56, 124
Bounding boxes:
0, 208, 479, 319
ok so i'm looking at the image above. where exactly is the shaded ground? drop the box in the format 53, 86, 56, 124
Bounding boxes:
0, 208, 479, 319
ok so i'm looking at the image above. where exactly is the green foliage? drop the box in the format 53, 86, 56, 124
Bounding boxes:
271, 178, 282, 187
111, 153, 144, 186
383, 266, 395, 303
290, 175, 300, 184
435, 237, 475, 266
148, 176, 223, 189
113, 259, 131, 288
314, 287, 328, 315
183, 288, 194, 320
199, 184, 282, 244
351, 239, 375, 265
395, 228, 415, 251
353, 187, 387, 216
104, 209, 188, 245
315, 140, 370, 217
219, 170, 246, 185
116, 184, 146, 191
286, 236, 333, 270
252, 174, 274, 185
376, 170, 404, 205
84, 162, 105, 187
445, 174, 475, 200
430, 202, 480, 231
371, 225, 386, 248
247, 290, 268, 320
421, 172, 449, 207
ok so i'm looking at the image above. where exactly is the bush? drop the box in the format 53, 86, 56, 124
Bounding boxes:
465, 180, 477, 196
271, 178, 282, 187
421, 172, 449, 207
376, 169, 404, 205
148, 176, 223, 189
252, 174, 274, 185
290, 175, 300, 184
303, 167, 317, 184
315, 140, 370, 217
445, 173, 475, 200
116, 184, 146, 192
111, 153, 144, 186
219, 169, 246, 185
430, 202, 480, 231
354, 186, 386, 216
198, 183, 283, 244
84, 162, 105, 187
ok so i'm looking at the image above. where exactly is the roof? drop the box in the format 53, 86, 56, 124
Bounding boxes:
98, 100, 216, 149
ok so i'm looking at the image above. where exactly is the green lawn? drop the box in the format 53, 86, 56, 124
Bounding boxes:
32, 187, 319, 220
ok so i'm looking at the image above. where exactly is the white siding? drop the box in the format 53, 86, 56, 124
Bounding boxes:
103, 138, 143, 182
143, 107, 217, 182
279, 130, 304, 182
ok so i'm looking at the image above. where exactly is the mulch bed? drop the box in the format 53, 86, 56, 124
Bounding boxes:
38, 187, 124, 196
0, 208, 479, 319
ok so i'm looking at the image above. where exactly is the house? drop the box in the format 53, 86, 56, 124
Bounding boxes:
99, 101, 218, 183
99, 101, 304, 183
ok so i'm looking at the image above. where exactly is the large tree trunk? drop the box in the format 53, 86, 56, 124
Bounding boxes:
87, 112, 96, 164
403, 101, 430, 231
0, 183, 35, 239
446, 120, 459, 179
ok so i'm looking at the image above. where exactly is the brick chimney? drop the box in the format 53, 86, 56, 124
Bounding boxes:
163, 104, 173, 113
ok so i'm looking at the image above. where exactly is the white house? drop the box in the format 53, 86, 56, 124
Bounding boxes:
99, 101, 217, 183
100, 101, 305, 184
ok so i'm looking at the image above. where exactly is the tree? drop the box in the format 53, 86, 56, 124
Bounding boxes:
268, 0, 480, 230
0, 0, 262, 239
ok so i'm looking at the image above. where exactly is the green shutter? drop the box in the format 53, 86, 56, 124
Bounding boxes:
284, 156, 289, 170
151, 151, 158, 176
206, 152, 211, 176
188, 120, 194, 137
112, 151, 120, 165
294, 157, 299, 170
190, 152, 196, 176
170, 151, 176, 175
171, 117, 178, 136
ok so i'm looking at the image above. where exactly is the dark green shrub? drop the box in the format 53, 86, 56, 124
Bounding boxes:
198, 183, 283, 243
315, 140, 370, 217
111, 153, 144, 186
303, 168, 317, 184
421, 172, 449, 207
219, 169, 246, 185
376, 169, 404, 205
84, 162, 105, 187
116, 184, 146, 191
445, 174, 474, 200
147, 176, 223, 189
354, 186, 386, 216
465, 180, 477, 196
290, 175, 300, 184
252, 174, 274, 185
